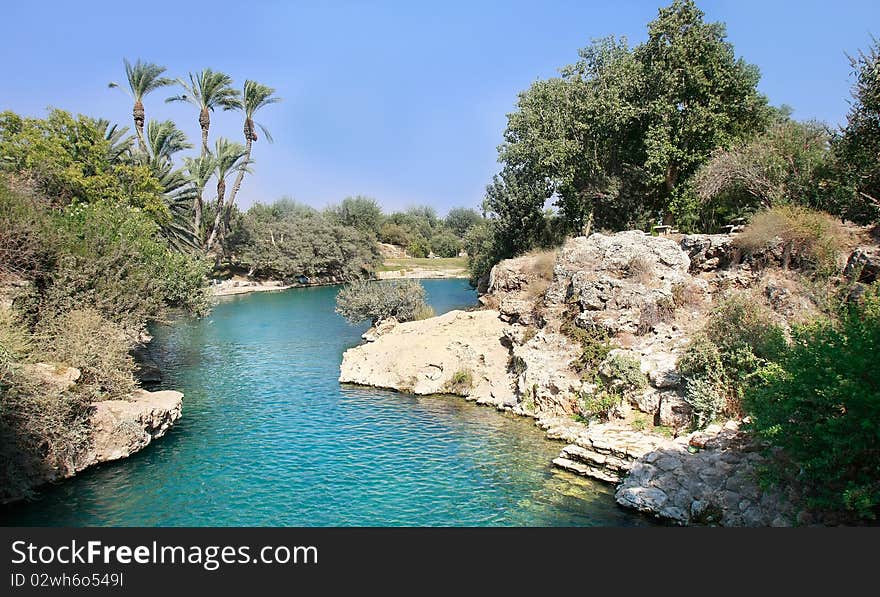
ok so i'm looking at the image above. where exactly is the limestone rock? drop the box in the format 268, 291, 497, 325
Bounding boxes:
78, 389, 183, 470
339, 309, 516, 407
844, 246, 880, 283
679, 234, 735, 272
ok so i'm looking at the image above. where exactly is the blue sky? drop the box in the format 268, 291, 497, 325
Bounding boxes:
1, 1, 878, 214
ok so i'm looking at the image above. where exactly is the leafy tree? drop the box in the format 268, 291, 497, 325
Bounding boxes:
0, 110, 168, 221
444, 207, 482, 237
492, 0, 769, 246
692, 119, 830, 230
328, 196, 384, 235
429, 231, 462, 257
830, 38, 880, 223
108, 59, 174, 152
166, 69, 241, 156
378, 222, 411, 246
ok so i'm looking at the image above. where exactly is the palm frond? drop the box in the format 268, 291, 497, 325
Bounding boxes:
122, 58, 174, 101
95, 118, 135, 162
146, 119, 192, 163
214, 138, 253, 180
166, 69, 242, 111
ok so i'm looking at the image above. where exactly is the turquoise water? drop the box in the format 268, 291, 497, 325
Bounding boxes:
2, 279, 645, 526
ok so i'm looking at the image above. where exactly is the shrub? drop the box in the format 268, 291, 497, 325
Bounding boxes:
637, 297, 676, 335
705, 294, 786, 363
36, 308, 136, 401
429, 232, 462, 258
602, 352, 647, 394
445, 369, 474, 395
578, 386, 623, 421
335, 280, 430, 325
563, 320, 612, 376
683, 376, 725, 429
734, 206, 845, 275
626, 255, 654, 284
744, 283, 880, 519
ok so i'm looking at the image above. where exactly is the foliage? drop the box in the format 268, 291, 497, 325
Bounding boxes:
327, 196, 384, 236
564, 320, 612, 377
745, 283, 880, 519
601, 352, 647, 394
830, 37, 880, 224
0, 110, 169, 221
734, 206, 845, 275
227, 199, 380, 281
578, 386, 623, 421
429, 231, 462, 258
335, 280, 430, 325
692, 119, 830, 230
493, 0, 769, 240
445, 369, 474, 395
444, 207, 482, 237
678, 295, 785, 427
36, 309, 137, 401
378, 222, 412, 247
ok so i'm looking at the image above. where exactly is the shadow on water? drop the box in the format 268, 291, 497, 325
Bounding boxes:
1, 279, 649, 526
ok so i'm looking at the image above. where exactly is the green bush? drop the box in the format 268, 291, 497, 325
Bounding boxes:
445, 369, 474, 395
602, 352, 647, 394
745, 283, 880, 519
562, 318, 612, 376
578, 386, 623, 421
335, 280, 430, 325
678, 296, 785, 427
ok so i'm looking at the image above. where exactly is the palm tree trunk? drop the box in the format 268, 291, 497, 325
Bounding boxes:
205, 178, 226, 251
193, 189, 204, 246
199, 107, 210, 157
133, 100, 146, 152
223, 135, 253, 236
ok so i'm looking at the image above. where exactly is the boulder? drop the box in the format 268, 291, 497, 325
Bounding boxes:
679, 234, 735, 272
339, 310, 516, 407
844, 246, 880, 283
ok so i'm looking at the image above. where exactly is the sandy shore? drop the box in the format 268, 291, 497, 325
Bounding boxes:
211, 280, 293, 296
376, 267, 468, 280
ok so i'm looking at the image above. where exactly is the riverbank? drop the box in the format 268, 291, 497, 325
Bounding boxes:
339, 229, 878, 525
376, 257, 468, 280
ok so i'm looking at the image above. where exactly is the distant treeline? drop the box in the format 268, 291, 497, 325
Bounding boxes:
225, 196, 485, 281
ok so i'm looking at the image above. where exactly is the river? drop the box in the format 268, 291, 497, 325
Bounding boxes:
2, 279, 646, 526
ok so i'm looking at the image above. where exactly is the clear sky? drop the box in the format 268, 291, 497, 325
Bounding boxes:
1, 1, 878, 214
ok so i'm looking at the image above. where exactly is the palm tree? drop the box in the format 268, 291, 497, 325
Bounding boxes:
166, 69, 241, 157
183, 154, 215, 243
138, 120, 200, 252
145, 119, 193, 166
205, 138, 251, 251
108, 59, 174, 152
224, 80, 280, 226
95, 119, 134, 163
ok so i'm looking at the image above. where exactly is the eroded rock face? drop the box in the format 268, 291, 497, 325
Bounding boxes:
76, 389, 183, 472
680, 234, 735, 272
844, 246, 880, 283
546, 232, 691, 335
339, 310, 516, 407
510, 330, 582, 416
615, 425, 795, 526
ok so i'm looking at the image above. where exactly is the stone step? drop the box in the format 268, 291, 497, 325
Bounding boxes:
552, 457, 621, 484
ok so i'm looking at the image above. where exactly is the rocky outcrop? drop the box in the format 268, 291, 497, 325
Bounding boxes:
680, 234, 735, 272
7, 364, 183, 503
615, 424, 795, 526
546, 231, 691, 335
337, 229, 821, 525
844, 246, 880, 283
339, 310, 516, 407
79, 389, 182, 471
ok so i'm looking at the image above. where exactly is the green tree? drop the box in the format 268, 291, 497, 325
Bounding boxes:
328, 196, 384, 235
166, 69, 241, 157
205, 139, 251, 251
444, 207, 482, 237
108, 59, 174, 152
224, 80, 281, 234
830, 38, 880, 223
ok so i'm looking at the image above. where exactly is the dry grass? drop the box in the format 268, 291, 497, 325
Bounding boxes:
522, 249, 558, 300
735, 206, 847, 274
626, 255, 655, 285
